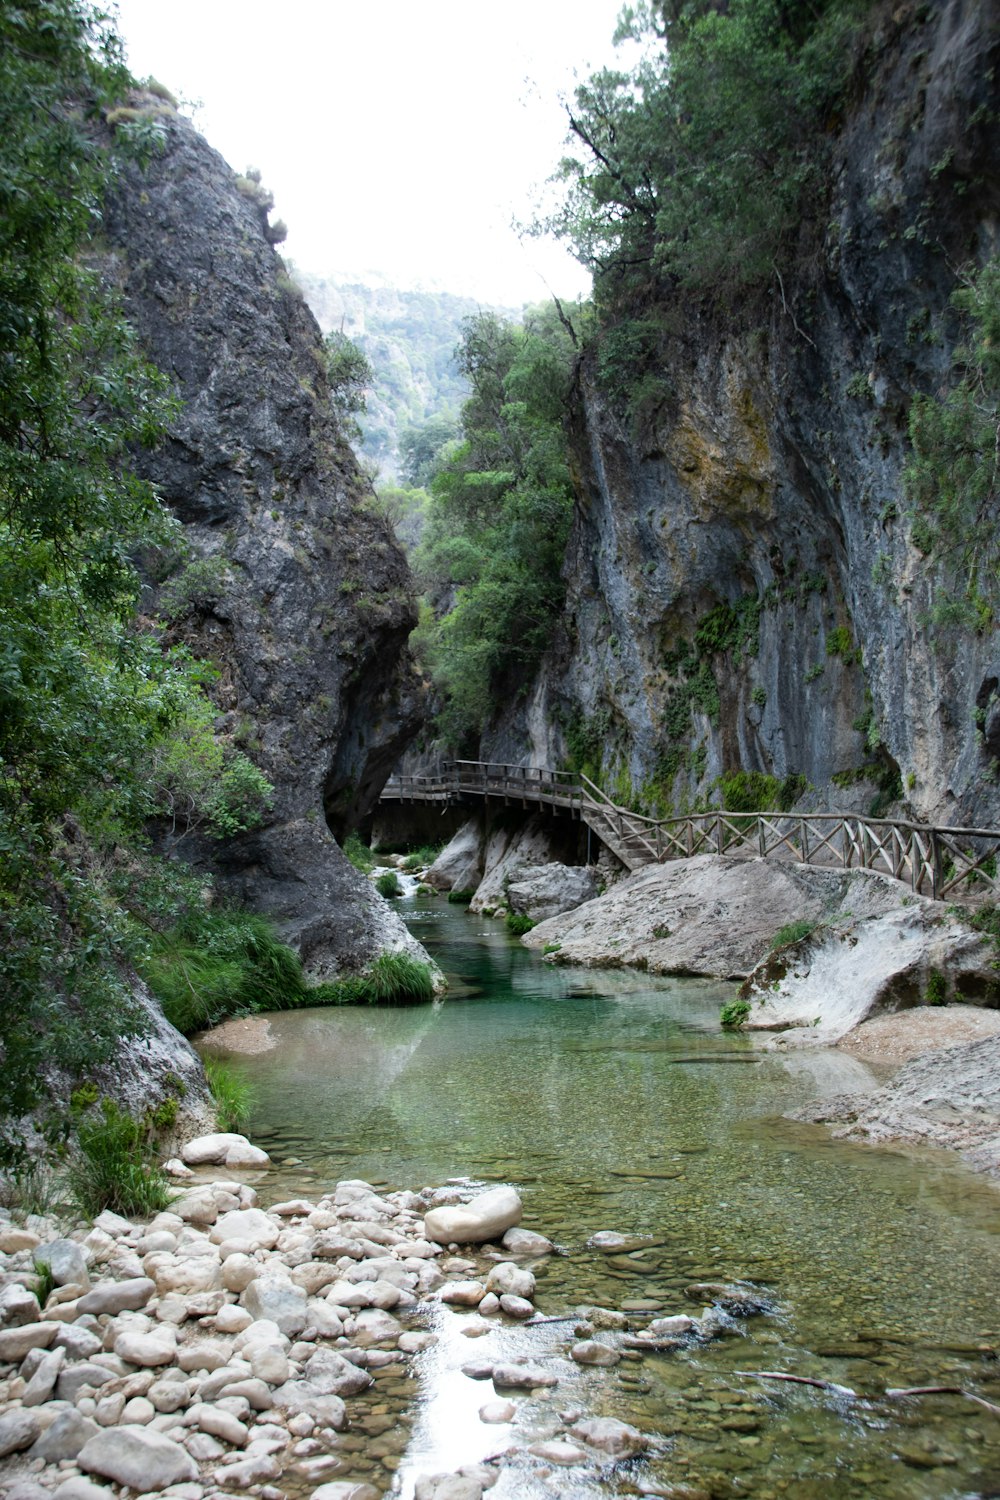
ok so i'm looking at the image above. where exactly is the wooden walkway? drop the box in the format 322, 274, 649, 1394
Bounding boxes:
379, 759, 1000, 904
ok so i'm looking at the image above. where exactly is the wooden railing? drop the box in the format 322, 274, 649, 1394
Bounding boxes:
378, 761, 1000, 903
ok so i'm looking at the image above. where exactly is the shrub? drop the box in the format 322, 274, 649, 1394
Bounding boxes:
401, 853, 423, 872
769, 920, 817, 950
720, 998, 751, 1030
203, 1056, 254, 1130
506, 912, 535, 936
447, 889, 475, 904
375, 871, 402, 899
68, 1099, 171, 1218
925, 968, 948, 1006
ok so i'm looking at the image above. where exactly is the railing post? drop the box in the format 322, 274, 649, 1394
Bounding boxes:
757, 817, 765, 858
930, 828, 942, 900
800, 817, 809, 865
715, 815, 723, 855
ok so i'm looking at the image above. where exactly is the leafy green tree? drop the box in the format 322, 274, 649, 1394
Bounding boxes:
905, 257, 1000, 628
544, 0, 865, 299
399, 412, 460, 488
323, 328, 373, 437
0, 1, 268, 1160
415, 308, 576, 747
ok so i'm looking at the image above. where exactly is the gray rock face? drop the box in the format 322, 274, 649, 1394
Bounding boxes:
506, 863, 600, 923
480, 4, 1000, 832
103, 105, 428, 977
30, 1408, 99, 1462
0, 1408, 42, 1457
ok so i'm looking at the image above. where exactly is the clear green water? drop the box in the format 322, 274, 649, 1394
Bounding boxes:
220, 900, 1000, 1498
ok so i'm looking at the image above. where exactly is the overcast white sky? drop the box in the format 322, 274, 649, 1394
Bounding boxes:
113, 1, 629, 306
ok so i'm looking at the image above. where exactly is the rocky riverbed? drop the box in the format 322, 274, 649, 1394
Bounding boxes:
0, 1144, 753, 1500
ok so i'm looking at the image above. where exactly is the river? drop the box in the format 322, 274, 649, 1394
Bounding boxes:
219, 897, 1000, 1498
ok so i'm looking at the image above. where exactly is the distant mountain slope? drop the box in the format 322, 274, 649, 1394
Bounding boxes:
294, 274, 519, 479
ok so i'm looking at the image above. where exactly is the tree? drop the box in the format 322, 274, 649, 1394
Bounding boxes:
415, 307, 577, 747
0, 1, 234, 1158
543, 0, 866, 300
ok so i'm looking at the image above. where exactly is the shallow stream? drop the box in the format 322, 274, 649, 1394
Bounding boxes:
222, 898, 1000, 1498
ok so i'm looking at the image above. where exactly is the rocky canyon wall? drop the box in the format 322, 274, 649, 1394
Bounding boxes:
485, 0, 1000, 829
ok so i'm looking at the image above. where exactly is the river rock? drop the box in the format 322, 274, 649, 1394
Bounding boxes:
571, 1339, 620, 1366
501, 1226, 554, 1256
114, 1325, 177, 1367
646, 1314, 696, 1337
0, 1322, 56, 1361
182, 1133, 259, 1166
441, 1280, 486, 1307
491, 1361, 558, 1389
424, 1186, 522, 1245
35, 1237, 90, 1288
486, 1261, 535, 1299
186, 1400, 249, 1445
52, 1323, 102, 1359
685, 1281, 770, 1315
77, 1276, 155, 1316
78, 1426, 198, 1490
0, 1284, 41, 1327
304, 1346, 373, 1396
349, 1307, 403, 1346
29, 1408, 100, 1462
571, 1415, 649, 1457
310, 1485, 383, 1500
498, 1294, 534, 1319
56, 1361, 116, 1401
506, 863, 600, 923
23, 1344, 65, 1404
170, 1186, 219, 1225
479, 1399, 515, 1423
529, 1439, 590, 1465
211, 1207, 280, 1249
414, 1477, 484, 1500
250, 1342, 290, 1385
0, 1227, 41, 1253
270, 1380, 348, 1428
241, 1275, 308, 1334
0, 1408, 42, 1457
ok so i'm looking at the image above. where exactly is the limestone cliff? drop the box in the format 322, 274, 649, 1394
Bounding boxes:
103, 100, 426, 975
485, 0, 1000, 829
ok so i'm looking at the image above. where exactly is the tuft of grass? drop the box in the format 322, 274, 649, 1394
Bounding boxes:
769, 919, 817, 951
0, 1160, 65, 1219
68, 1099, 171, 1219
141, 907, 308, 1034
447, 889, 475, 904
375, 870, 402, 899
32, 1257, 56, 1307
720, 998, 751, 1030
363, 951, 436, 1004
203, 1056, 254, 1130
505, 912, 535, 936
401, 853, 423, 872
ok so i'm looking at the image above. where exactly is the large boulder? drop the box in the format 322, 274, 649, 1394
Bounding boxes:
424, 1186, 522, 1245
424, 819, 484, 893
506, 863, 599, 923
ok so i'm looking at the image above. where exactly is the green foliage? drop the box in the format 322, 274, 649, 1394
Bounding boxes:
203, 1056, 254, 1130
145, 695, 273, 843
506, 913, 535, 936
544, 0, 865, 298
720, 998, 751, 1030
414, 308, 576, 747
904, 257, 1000, 628
342, 833, 376, 872
375, 870, 402, 898
0, 1, 259, 1162
158, 555, 229, 621
140, 906, 308, 1034
32, 1258, 56, 1308
925, 968, 948, 1006
825, 625, 855, 659
750, 685, 767, 707
68, 1099, 171, 1218
323, 329, 373, 437
447, 889, 475, 904
363, 950, 437, 1004
716, 769, 806, 813
770, 919, 816, 950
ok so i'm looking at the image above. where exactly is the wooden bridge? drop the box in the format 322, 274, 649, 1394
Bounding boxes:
378, 760, 1000, 904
